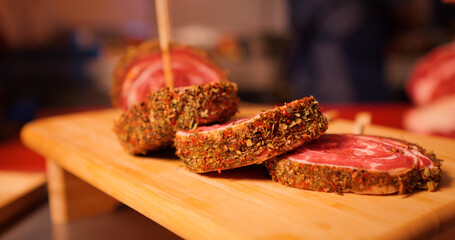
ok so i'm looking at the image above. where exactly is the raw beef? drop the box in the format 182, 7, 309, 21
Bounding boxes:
114, 82, 239, 154
404, 41, 455, 137
266, 134, 442, 194
407, 41, 455, 106
111, 40, 229, 111
175, 96, 328, 173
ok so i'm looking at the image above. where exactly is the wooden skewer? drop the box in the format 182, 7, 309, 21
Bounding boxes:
155, 0, 174, 89
353, 112, 372, 134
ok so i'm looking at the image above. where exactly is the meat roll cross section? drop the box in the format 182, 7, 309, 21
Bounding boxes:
111, 40, 229, 111
114, 82, 239, 155
266, 134, 442, 194
175, 96, 328, 173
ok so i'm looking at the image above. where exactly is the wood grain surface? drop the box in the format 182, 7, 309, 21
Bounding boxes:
20, 104, 455, 239
0, 171, 46, 225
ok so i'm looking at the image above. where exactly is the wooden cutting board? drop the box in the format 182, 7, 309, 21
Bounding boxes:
20, 105, 455, 239
0, 171, 46, 225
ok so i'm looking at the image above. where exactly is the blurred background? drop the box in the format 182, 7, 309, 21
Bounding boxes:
0, 0, 455, 140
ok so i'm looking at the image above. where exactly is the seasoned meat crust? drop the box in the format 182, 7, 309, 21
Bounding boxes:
175, 96, 328, 173
114, 82, 239, 154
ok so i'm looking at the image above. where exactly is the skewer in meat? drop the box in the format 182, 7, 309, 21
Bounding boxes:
114, 82, 239, 154
111, 40, 229, 111
266, 134, 442, 194
175, 96, 328, 173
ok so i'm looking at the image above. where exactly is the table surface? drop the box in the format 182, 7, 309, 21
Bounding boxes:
0, 171, 46, 226
20, 104, 455, 240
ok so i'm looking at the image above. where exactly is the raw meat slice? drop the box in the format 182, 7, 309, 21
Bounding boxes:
404, 42, 455, 137
266, 134, 442, 194
175, 96, 328, 173
114, 82, 239, 154
406, 41, 455, 106
111, 40, 229, 111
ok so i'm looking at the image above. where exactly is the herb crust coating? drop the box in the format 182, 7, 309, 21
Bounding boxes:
175, 96, 328, 173
114, 82, 239, 154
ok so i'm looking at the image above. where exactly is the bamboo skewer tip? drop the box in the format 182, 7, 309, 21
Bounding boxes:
155, 0, 174, 90
353, 112, 372, 134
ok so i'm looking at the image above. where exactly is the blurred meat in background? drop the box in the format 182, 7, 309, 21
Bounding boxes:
404, 41, 455, 137
0, 0, 455, 141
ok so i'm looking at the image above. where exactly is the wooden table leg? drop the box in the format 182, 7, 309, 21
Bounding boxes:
46, 159, 119, 224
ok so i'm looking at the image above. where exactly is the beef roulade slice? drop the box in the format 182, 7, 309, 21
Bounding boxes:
404, 41, 455, 136
266, 134, 442, 195
114, 82, 239, 155
111, 40, 229, 111
406, 41, 455, 106
175, 96, 328, 173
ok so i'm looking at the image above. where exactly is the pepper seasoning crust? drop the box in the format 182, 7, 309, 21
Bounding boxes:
113, 82, 239, 155
265, 141, 442, 194
110, 40, 228, 108
175, 96, 329, 173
